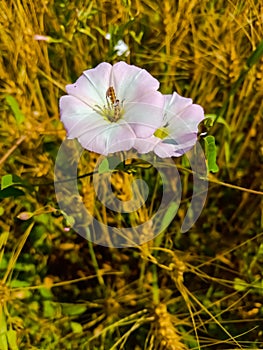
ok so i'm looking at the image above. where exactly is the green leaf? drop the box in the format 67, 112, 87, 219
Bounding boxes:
5, 95, 25, 124
251, 279, 263, 295
14, 262, 36, 273
204, 136, 219, 173
98, 158, 110, 174
1, 175, 13, 190
205, 114, 231, 135
9, 280, 31, 288
257, 242, 263, 257
61, 211, 75, 227
108, 156, 122, 170
0, 187, 25, 199
62, 303, 87, 316
0, 308, 8, 350
70, 322, 83, 333
246, 38, 263, 68
1, 175, 22, 190
0, 256, 8, 269
234, 278, 249, 292
157, 202, 179, 239
7, 329, 19, 350
43, 301, 58, 318
0, 333, 8, 350
39, 287, 54, 299
98, 156, 121, 174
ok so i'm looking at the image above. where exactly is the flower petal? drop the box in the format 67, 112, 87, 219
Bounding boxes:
124, 93, 164, 138
134, 136, 159, 154
140, 93, 205, 158
154, 142, 180, 158
111, 61, 160, 103
60, 62, 204, 158
60, 95, 136, 154
78, 122, 136, 155
167, 104, 204, 136
59, 95, 108, 139
105, 121, 136, 153
66, 62, 112, 106
164, 93, 193, 121
159, 135, 198, 157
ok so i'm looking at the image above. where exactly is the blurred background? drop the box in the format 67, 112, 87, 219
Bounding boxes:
0, 0, 263, 348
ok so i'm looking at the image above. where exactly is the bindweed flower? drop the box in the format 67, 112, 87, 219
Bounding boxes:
114, 40, 130, 56
134, 92, 204, 157
59, 62, 164, 155
105, 34, 130, 56
34, 34, 50, 41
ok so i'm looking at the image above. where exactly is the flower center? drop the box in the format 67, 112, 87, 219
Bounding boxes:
106, 86, 122, 121
154, 127, 169, 139
94, 86, 123, 123
93, 86, 123, 122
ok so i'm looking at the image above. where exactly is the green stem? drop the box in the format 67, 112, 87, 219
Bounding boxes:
85, 228, 105, 288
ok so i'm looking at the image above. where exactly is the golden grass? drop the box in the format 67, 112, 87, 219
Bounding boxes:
0, 0, 263, 348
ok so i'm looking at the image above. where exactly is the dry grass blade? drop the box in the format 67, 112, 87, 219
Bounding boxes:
0, 0, 263, 348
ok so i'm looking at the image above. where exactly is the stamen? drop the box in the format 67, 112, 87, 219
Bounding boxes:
106, 86, 117, 105
106, 86, 121, 122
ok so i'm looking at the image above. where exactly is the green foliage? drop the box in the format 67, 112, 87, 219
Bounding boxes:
0, 175, 32, 199
0, 187, 25, 199
0, 0, 263, 349
5, 96, 25, 125
160, 201, 180, 232
98, 156, 121, 174
204, 135, 219, 173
